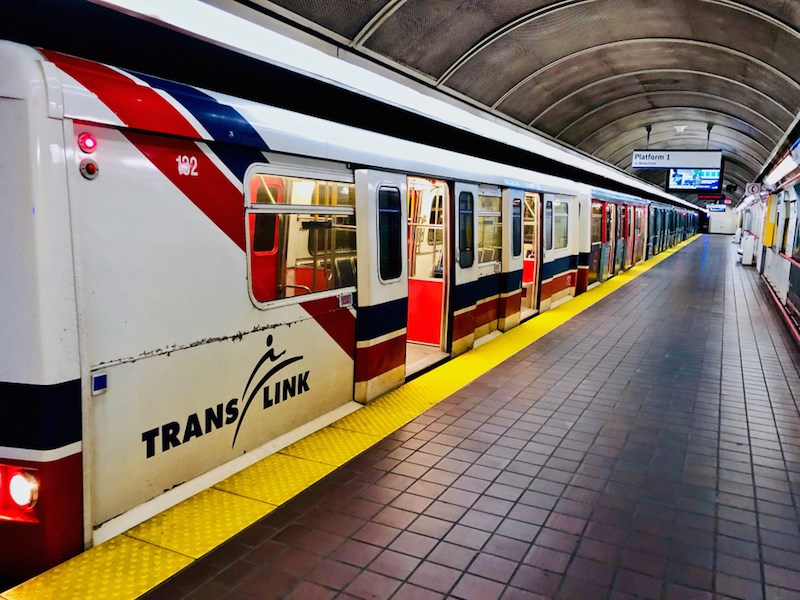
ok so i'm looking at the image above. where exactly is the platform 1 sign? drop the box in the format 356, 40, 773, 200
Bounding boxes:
632, 150, 723, 169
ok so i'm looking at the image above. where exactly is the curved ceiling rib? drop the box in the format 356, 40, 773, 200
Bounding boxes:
596, 126, 772, 166
558, 91, 786, 141
581, 109, 778, 155
234, 0, 800, 204
350, 0, 408, 47
435, 0, 578, 86
531, 70, 794, 128
493, 39, 800, 115
435, 0, 800, 89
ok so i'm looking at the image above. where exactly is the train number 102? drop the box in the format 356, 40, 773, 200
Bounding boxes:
176, 155, 199, 177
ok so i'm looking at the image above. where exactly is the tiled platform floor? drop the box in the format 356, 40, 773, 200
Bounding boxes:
144, 235, 800, 600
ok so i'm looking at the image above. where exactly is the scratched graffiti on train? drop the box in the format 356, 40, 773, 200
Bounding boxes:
140, 335, 310, 458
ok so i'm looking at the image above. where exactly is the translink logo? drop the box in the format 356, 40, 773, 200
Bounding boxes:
140, 335, 310, 458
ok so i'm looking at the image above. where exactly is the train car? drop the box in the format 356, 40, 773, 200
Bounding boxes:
0, 41, 699, 583
741, 176, 800, 332
586, 190, 649, 287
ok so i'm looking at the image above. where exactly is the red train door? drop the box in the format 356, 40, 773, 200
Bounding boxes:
248, 175, 284, 302
625, 205, 635, 269
406, 177, 449, 373
588, 200, 603, 285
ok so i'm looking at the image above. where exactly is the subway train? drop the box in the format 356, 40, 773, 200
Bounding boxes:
737, 173, 800, 333
0, 40, 699, 582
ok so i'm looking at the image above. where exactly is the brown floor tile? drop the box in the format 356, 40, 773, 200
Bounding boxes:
139, 238, 800, 600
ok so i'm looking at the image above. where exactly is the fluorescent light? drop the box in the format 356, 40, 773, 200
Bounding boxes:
764, 154, 798, 186
97, 0, 697, 207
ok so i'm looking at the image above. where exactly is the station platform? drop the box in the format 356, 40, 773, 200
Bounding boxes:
3, 234, 799, 600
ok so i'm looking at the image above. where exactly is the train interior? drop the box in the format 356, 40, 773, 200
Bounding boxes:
405, 177, 449, 375
521, 192, 541, 320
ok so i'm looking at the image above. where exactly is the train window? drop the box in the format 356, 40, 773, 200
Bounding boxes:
252, 214, 277, 252
553, 201, 569, 250
793, 211, 800, 261
544, 201, 553, 250
247, 174, 357, 304
459, 191, 475, 268
378, 187, 402, 281
477, 194, 502, 264
426, 195, 445, 246
591, 203, 602, 243
512, 199, 522, 257
523, 193, 539, 258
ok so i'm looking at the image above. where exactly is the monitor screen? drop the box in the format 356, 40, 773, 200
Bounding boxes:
666, 168, 722, 192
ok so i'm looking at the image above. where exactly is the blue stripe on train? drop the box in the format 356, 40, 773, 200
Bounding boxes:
0, 380, 81, 451
129, 71, 269, 181
453, 270, 522, 312
540, 255, 578, 280
357, 297, 409, 341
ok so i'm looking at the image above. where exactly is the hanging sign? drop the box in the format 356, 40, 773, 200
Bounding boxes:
745, 183, 767, 196
632, 150, 722, 169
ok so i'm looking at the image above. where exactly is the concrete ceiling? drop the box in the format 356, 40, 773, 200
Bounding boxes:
224, 0, 800, 205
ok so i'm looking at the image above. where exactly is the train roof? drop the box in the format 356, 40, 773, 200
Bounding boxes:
1, 40, 702, 208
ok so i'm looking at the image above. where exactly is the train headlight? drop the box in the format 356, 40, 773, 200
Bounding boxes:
9, 471, 39, 509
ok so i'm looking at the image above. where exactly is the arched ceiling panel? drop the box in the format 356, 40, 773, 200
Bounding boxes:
442, 0, 800, 107
558, 93, 786, 146
264, 0, 387, 39
496, 41, 800, 122
362, 0, 551, 79
530, 71, 792, 138
233, 0, 800, 199
603, 130, 768, 172
581, 109, 777, 156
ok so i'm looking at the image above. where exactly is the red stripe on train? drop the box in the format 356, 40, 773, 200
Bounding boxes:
541, 271, 575, 302
122, 131, 246, 250
355, 334, 406, 382
452, 308, 475, 341
475, 298, 499, 329
301, 296, 356, 361
41, 50, 200, 139
499, 290, 522, 319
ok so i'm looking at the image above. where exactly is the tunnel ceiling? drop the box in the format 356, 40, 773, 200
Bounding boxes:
228, 0, 800, 206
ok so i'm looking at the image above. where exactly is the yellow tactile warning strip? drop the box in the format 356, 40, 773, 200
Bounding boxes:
1, 235, 699, 600
216, 453, 334, 505
2, 536, 193, 600
126, 489, 275, 559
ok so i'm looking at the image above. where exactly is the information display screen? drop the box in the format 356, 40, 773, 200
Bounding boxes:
666, 168, 722, 192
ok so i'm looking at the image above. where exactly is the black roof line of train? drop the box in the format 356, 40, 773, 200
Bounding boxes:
4, 0, 693, 209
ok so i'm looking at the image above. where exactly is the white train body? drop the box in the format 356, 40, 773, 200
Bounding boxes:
0, 41, 697, 581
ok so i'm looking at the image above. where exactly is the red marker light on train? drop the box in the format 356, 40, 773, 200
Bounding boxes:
78, 132, 97, 153
8, 470, 38, 509
80, 159, 99, 180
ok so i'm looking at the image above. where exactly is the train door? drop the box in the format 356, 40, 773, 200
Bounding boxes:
499, 189, 524, 330
634, 206, 646, 263
354, 170, 408, 403
521, 192, 541, 319
451, 182, 481, 356
614, 204, 626, 273
596, 202, 613, 282
588, 201, 603, 286
406, 177, 449, 374
475, 186, 503, 339
624, 205, 635, 269
606, 203, 616, 277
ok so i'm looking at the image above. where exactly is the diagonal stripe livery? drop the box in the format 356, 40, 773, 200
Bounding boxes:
41, 49, 355, 358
